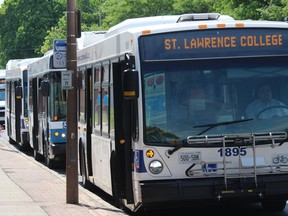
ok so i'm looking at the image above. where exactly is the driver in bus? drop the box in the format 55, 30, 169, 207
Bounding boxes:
245, 84, 288, 119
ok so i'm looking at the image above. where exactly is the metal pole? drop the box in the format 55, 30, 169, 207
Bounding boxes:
66, 0, 78, 204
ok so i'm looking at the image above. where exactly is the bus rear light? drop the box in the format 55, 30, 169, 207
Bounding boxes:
149, 160, 163, 174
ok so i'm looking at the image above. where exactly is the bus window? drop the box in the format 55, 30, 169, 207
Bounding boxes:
102, 64, 109, 135
79, 70, 85, 124
93, 67, 101, 132
49, 72, 67, 121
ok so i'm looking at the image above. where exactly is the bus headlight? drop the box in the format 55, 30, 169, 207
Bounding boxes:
54, 131, 60, 136
149, 160, 163, 174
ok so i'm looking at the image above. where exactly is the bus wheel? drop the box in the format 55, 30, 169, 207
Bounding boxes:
33, 149, 42, 161
44, 140, 54, 169
80, 143, 88, 188
8, 137, 16, 144
19, 144, 26, 152
261, 199, 287, 212
33, 127, 42, 161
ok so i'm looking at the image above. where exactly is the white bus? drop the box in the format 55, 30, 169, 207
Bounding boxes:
0, 69, 6, 128
28, 51, 67, 168
5, 58, 39, 150
77, 13, 288, 212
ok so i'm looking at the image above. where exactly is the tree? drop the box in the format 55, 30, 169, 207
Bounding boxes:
173, 0, 214, 14
100, 0, 175, 28
212, 0, 287, 20
0, 0, 65, 67
41, 0, 105, 54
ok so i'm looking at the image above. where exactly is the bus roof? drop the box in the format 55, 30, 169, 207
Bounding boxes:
0, 69, 5, 78
28, 50, 66, 78
5, 58, 40, 80
77, 13, 288, 66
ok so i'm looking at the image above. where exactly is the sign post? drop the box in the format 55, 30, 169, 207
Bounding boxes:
61, 70, 72, 90
53, 39, 67, 68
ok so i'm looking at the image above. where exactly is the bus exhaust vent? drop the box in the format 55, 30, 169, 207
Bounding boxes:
177, 13, 220, 23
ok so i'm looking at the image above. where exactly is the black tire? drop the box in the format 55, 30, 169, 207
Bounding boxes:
80, 143, 88, 188
261, 199, 287, 212
8, 137, 16, 144
33, 149, 43, 161
44, 140, 54, 169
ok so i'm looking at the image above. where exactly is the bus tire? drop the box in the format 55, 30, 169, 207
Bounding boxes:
261, 199, 287, 212
80, 141, 88, 188
32, 127, 42, 161
18, 143, 28, 152
8, 137, 16, 144
33, 149, 42, 161
44, 139, 54, 169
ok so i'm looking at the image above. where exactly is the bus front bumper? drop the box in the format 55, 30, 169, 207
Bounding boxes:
49, 142, 66, 160
140, 174, 288, 207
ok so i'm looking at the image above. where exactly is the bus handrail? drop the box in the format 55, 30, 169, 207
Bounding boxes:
186, 132, 287, 145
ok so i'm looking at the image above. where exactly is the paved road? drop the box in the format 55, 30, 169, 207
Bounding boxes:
0, 130, 128, 216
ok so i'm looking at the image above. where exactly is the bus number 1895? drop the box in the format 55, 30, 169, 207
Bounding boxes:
218, 147, 247, 157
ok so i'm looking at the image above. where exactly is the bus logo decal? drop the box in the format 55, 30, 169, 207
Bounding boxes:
202, 163, 217, 172
272, 153, 288, 165
133, 150, 147, 173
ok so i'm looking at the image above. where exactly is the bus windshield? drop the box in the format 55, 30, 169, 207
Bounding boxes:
142, 56, 288, 144
49, 72, 67, 121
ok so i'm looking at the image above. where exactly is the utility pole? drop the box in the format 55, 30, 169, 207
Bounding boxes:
66, 0, 78, 204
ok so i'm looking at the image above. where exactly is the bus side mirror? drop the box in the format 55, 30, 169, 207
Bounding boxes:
41, 81, 50, 97
15, 86, 22, 99
123, 69, 139, 99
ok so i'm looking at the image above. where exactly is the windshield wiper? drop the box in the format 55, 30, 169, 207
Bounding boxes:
167, 118, 253, 155
195, 118, 254, 135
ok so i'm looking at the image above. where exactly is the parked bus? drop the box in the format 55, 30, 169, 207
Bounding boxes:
77, 13, 288, 212
28, 51, 67, 168
5, 58, 39, 150
0, 69, 6, 128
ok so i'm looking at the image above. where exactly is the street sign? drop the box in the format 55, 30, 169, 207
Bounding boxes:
61, 70, 72, 89
53, 39, 67, 68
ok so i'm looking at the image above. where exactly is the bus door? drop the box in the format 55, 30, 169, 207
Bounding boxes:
31, 78, 39, 151
84, 68, 93, 177
14, 81, 22, 142
38, 78, 49, 154
6, 81, 11, 137
111, 59, 134, 204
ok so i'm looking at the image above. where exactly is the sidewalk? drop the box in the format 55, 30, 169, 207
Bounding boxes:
0, 131, 128, 216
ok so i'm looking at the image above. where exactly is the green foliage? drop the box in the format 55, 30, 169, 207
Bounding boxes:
0, 0, 65, 67
173, 0, 215, 14
40, 16, 67, 54
101, 0, 175, 28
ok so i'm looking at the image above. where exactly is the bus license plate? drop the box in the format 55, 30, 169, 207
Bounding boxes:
178, 152, 201, 164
